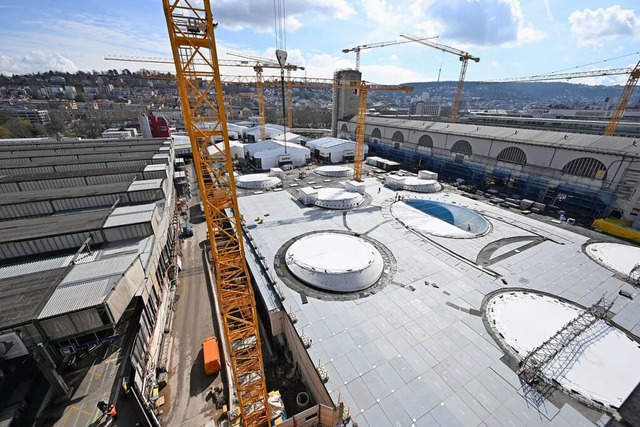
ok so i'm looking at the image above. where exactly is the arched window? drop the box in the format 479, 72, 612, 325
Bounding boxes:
371, 128, 381, 139
392, 131, 404, 142
562, 157, 607, 179
451, 139, 472, 156
497, 147, 527, 165
418, 135, 433, 148
340, 124, 348, 132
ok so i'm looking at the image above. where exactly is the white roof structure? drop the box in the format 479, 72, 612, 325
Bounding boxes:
486, 291, 640, 409
244, 124, 289, 141
585, 243, 640, 276
306, 136, 355, 150
273, 132, 306, 144
314, 165, 353, 177
227, 123, 248, 133
206, 140, 245, 159
244, 139, 309, 159
236, 173, 281, 189
285, 232, 384, 292
104, 203, 156, 228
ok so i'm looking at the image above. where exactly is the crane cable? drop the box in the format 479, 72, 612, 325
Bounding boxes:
273, 0, 287, 51
274, 0, 288, 152
548, 51, 640, 74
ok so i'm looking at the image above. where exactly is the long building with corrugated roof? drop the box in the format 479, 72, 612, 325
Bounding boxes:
0, 136, 180, 425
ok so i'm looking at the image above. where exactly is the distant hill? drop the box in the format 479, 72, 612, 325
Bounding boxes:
400, 81, 627, 106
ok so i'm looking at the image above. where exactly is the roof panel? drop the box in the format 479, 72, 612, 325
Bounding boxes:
103, 203, 156, 228
0, 252, 99, 280
60, 253, 138, 285
128, 179, 163, 191
0, 267, 70, 328
38, 277, 117, 319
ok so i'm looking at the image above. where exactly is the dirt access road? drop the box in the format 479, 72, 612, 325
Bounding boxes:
160, 168, 224, 426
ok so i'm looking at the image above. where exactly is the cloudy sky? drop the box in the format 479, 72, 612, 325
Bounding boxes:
0, 0, 639, 85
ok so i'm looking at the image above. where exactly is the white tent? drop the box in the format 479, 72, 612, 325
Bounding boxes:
306, 136, 367, 163
244, 139, 310, 170
207, 140, 245, 160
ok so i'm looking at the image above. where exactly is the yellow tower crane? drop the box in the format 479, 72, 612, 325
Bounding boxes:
227, 51, 305, 130
342, 35, 438, 71
484, 60, 640, 136
104, 54, 304, 140
400, 33, 479, 122
161, 1, 269, 425
606, 59, 640, 136
218, 74, 412, 181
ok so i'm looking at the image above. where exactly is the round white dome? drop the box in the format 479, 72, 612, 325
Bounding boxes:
315, 188, 363, 209
285, 232, 384, 292
236, 173, 281, 189
315, 165, 353, 177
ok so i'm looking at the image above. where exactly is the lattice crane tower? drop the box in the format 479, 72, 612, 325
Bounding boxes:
162, 1, 269, 425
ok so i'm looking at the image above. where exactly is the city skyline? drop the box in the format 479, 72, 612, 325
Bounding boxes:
0, 1, 639, 86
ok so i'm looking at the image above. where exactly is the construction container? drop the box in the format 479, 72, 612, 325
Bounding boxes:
203, 336, 221, 375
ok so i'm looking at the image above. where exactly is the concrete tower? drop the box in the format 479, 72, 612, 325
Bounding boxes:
331, 69, 362, 137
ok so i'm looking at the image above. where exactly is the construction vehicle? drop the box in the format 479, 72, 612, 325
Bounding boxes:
342, 35, 438, 71
162, 1, 270, 425
400, 33, 479, 122
202, 336, 221, 375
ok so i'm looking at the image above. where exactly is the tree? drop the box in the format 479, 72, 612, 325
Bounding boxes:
74, 93, 86, 102
5, 119, 35, 138
46, 115, 66, 135
0, 126, 11, 139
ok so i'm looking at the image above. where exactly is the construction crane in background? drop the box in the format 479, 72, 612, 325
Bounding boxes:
104, 54, 304, 140
342, 35, 438, 71
485, 67, 634, 83
161, 1, 269, 425
481, 59, 640, 136
400, 33, 479, 122
216, 74, 412, 181
606, 59, 640, 135
228, 51, 304, 130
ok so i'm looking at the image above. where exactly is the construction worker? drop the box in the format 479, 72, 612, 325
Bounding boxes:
108, 404, 118, 421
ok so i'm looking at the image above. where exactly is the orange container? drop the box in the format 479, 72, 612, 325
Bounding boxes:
203, 336, 221, 375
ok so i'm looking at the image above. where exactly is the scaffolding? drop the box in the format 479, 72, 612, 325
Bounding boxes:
517, 296, 614, 385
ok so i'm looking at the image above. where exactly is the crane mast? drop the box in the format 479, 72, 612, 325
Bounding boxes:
228, 52, 305, 131
605, 59, 640, 136
161, 1, 269, 425
400, 33, 479, 122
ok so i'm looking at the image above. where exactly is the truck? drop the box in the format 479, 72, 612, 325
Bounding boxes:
203, 336, 221, 375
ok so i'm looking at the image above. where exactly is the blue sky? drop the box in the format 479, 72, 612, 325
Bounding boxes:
0, 1, 639, 86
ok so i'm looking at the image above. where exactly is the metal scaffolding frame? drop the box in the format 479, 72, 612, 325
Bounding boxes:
517, 296, 614, 385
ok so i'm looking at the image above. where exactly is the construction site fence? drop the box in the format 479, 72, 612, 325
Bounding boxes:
278, 404, 343, 427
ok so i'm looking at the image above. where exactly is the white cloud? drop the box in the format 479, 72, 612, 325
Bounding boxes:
423, 0, 546, 47
0, 51, 80, 75
569, 6, 640, 48
213, 0, 355, 32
